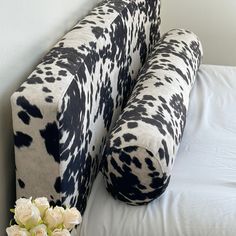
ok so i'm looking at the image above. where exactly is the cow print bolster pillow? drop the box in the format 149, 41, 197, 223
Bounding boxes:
101, 29, 203, 205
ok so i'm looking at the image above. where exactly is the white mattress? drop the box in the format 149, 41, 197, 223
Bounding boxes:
79, 65, 236, 236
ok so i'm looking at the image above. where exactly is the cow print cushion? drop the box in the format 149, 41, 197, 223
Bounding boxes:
11, 0, 161, 214
101, 29, 203, 205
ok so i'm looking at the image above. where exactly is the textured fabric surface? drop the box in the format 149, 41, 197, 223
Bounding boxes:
80, 64, 236, 236
101, 29, 203, 205
11, 0, 161, 213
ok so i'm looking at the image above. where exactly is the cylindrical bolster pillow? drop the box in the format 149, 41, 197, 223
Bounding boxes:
101, 29, 203, 205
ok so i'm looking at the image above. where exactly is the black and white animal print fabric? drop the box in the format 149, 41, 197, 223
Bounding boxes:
101, 29, 203, 205
11, 0, 160, 213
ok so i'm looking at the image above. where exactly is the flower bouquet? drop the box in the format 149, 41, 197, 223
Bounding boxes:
6, 197, 82, 236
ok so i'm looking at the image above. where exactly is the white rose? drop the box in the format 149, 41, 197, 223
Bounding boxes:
63, 207, 82, 230
30, 224, 47, 236
15, 198, 32, 207
14, 198, 41, 229
52, 228, 71, 236
34, 197, 50, 217
6, 225, 30, 236
44, 206, 64, 229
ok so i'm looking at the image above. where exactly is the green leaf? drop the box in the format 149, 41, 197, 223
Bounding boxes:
9, 219, 14, 226
38, 219, 44, 224
47, 228, 52, 236
10, 208, 15, 214
58, 224, 63, 229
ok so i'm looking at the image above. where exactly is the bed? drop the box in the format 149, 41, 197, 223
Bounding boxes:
10, 0, 236, 235
79, 64, 236, 236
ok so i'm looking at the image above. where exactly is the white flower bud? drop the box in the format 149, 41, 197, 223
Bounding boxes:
6, 225, 30, 236
52, 228, 71, 236
34, 197, 50, 217
14, 198, 41, 229
44, 206, 64, 229
15, 198, 32, 207
63, 207, 82, 230
30, 224, 48, 236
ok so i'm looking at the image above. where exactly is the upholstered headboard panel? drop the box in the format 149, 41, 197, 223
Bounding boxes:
11, 0, 160, 213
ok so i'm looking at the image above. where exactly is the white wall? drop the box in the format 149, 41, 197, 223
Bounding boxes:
0, 0, 100, 234
161, 0, 236, 66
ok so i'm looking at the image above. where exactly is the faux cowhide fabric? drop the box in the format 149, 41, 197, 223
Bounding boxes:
101, 29, 203, 205
11, 0, 161, 213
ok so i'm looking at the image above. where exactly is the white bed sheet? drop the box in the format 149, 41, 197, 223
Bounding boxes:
79, 65, 236, 236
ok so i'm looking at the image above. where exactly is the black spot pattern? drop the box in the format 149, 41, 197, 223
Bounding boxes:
42, 87, 52, 93
45, 77, 55, 83
101, 29, 203, 205
54, 177, 61, 193
18, 179, 25, 188
123, 133, 137, 142
127, 122, 138, 129
45, 96, 54, 103
18, 111, 30, 125
27, 75, 44, 84
40, 122, 60, 163
16, 96, 43, 119
11, 0, 161, 214
14, 131, 33, 148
